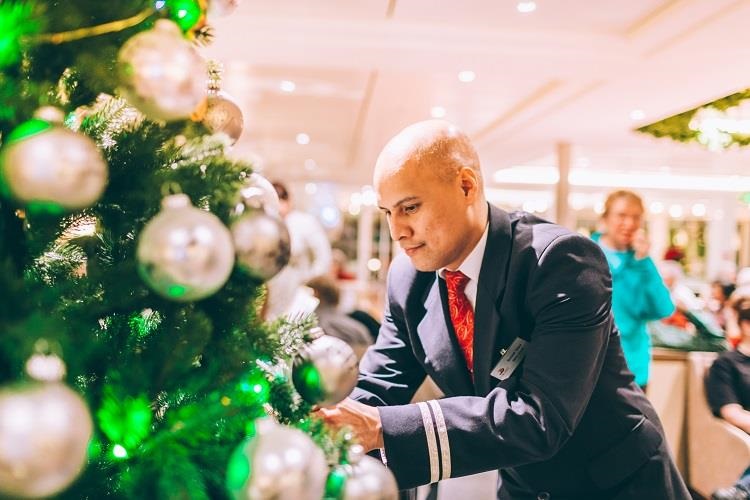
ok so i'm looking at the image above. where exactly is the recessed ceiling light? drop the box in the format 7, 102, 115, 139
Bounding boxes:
630, 109, 646, 120
458, 70, 476, 83
517, 1, 537, 13
431, 106, 447, 118
280, 80, 296, 92
305, 182, 317, 194
296, 133, 310, 145
304, 159, 317, 170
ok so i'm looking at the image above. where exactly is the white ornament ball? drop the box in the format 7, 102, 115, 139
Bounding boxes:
292, 331, 359, 406
203, 92, 243, 144
209, 0, 241, 17
231, 211, 290, 281
227, 418, 327, 500
118, 19, 207, 121
137, 194, 235, 301
0, 121, 108, 212
341, 445, 399, 500
0, 382, 93, 498
233, 173, 281, 217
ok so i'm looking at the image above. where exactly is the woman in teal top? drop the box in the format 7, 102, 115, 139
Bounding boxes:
593, 190, 674, 389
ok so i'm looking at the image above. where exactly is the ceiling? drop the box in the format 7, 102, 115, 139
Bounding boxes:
201, 0, 750, 200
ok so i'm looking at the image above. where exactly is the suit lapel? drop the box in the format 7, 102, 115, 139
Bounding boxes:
416, 277, 474, 395
473, 205, 513, 395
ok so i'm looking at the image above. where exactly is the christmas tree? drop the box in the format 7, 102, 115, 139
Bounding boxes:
0, 1, 396, 498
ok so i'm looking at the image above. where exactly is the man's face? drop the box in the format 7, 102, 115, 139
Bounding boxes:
602, 197, 643, 250
376, 162, 474, 272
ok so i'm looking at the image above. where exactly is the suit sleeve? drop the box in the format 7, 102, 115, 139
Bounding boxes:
350, 260, 427, 407
374, 234, 614, 489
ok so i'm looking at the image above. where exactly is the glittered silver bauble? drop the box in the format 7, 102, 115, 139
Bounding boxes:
117, 20, 207, 121
331, 445, 399, 500
209, 0, 241, 16
0, 382, 93, 498
137, 194, 235, 301
233, 173, 281, 217
227, 417, 327, 500
0, 119, 108, 212
292, 329, 359, 406
231, 211, 290, 281
203, 92, 243, 144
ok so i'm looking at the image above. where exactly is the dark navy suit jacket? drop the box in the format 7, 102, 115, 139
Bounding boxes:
351, 204, 689, 499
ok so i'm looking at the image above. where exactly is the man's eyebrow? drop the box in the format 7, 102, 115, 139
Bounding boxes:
378, 196, 419, 212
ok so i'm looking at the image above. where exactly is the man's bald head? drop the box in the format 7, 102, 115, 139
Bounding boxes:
374, 120, 482, 188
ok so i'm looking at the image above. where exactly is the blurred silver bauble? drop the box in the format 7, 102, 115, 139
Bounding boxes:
0, 382, 93, 498
203, 92, 243, 144
209, 0, 241, 16
336, 445, 399, 500
137, 194, 235, 301
0, 119, 108, 212
292, 329, 359, 406
233, 173, 281, 217
117, 19, 207, 121
227, 417, 327, 500
231, 210, 290, 281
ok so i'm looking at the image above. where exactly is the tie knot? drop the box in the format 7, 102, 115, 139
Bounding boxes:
444, 270, 470, 292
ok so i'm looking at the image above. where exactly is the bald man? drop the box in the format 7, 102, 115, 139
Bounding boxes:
319, 120, 689, 499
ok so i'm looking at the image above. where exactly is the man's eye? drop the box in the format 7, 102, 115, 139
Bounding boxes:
404, 204, 418, 214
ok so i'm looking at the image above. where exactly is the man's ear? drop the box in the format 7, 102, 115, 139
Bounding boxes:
458, 167, 479, 198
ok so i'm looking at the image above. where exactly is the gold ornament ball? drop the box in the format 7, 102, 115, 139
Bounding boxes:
118, 20, 207, 121
203, 92, 244, 144
0, 382, 93, 498
0, 125, 108, 211
137, 194, 235, 302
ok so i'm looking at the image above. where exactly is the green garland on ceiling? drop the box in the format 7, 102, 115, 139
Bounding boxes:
636, 88, 750, 147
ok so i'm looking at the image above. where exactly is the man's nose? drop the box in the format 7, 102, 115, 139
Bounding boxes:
389, 217, 411, 241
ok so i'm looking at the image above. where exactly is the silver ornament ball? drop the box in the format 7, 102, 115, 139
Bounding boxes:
0, 382, 93, 498
233, 173, 281, 217
118, 20, 207, 121
227, 418, 327, 500
0, 123, 108, 211
203, 92, 244, 144
231, 211, 290, 281
339, 445, 399, 500
137, 194, 235, 302
292, 331, 359, 406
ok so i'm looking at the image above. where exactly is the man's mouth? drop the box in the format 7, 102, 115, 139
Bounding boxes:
403, 244, 424, 256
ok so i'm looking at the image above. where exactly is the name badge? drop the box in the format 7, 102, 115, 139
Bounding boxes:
490, 338, 528, 380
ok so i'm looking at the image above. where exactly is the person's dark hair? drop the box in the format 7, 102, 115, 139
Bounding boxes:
306, 276, 339, 307
272, 181, 289, 201
713, 280, 736, 301
735, 298, 750, 324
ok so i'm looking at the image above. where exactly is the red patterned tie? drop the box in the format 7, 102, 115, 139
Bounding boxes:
444, 270, 474, 373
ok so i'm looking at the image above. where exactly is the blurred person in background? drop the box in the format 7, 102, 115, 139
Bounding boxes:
706, 298, 750, 500
263, 181, 332, 320
593, 190, 674, 390
306, 276, 372, 360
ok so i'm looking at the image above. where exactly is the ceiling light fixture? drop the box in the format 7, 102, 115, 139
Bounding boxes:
516, 1, 537, 13
430, 106, 447, 118
296, 133, 310, 145
280, 80, 296, 92
458, 70, 476, 83
630, 109, 646, 121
